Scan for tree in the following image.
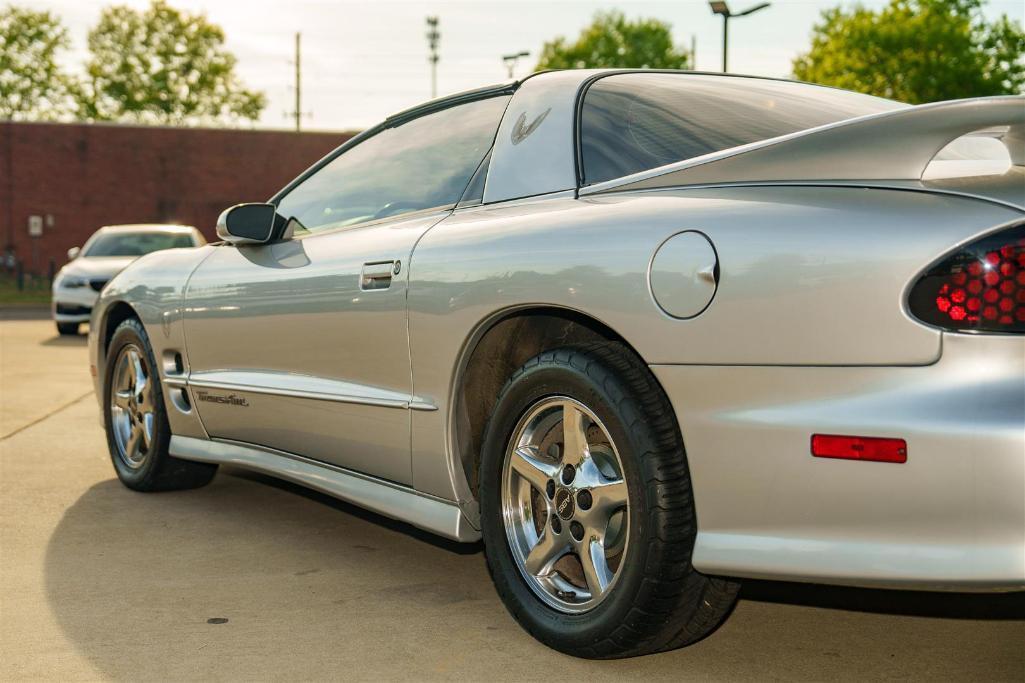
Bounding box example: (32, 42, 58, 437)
(536, 11, 690, 71)
(78, 0, 265, 124)
(0, 6, 77, 120)
(792, 0, 1025, 103)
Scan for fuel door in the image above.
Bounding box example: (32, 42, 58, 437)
(648, 231, 719, 319)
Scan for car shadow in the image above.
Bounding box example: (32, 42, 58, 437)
(225, 466, 481, 555)
(229, 468, 1025, 619)
(741, 579, 1024, 620)
(42, 470, 1024, 680)
(41, 334, 88, 347)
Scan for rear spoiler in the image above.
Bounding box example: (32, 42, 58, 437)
(581, 96, 1025, 195)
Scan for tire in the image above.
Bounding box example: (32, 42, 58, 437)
(56, 322, 79, 336)
(103, 317, 217, 491)
(479, 343, 739, 659)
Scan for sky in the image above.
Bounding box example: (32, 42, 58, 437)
(22, 0, 1025, 131)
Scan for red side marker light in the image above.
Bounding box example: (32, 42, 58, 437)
(811, 434, 907, 463)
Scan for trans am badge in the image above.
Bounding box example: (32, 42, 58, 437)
(195, 390, 249, 407)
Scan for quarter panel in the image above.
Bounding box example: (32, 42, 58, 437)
(407, 186, 1021, 500)
(655, 333, 1025, 589)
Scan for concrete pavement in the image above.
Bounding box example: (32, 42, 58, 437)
(1, 318, 1022, 681)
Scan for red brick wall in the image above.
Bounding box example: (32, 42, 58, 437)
(0, 121, 349, 273)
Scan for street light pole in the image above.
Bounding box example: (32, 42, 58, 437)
(502, 50, 530, 79)
(708, 1, 770, 73)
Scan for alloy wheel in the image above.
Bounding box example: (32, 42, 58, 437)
(110, 344, 156, 470)
(501, 396, 630, 613)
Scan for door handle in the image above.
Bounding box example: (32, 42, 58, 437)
(360, 261, 395, 291)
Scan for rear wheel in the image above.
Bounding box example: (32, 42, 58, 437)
(104, 318, 217, 491)
(480, 344, 739, 658)
(56, 322, 79, 336)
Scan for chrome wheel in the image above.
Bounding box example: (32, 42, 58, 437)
(501, 396, 630, 613)
(110, 344, 155, 470)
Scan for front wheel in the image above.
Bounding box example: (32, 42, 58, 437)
(479, 344, 739, 659)
(103, 317, 217, 491)
(56, 322, 79, 336)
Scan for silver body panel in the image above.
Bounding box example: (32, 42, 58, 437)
(656, 332, 1024, 589)
(169, 435, 478, 542)
(484, 69, 604, 203)
(180, 211, 446, 485)
(89, 70, 1025, 590)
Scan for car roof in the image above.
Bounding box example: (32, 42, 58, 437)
(382, 69, 838, 124)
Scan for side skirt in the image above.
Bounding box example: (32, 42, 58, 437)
(169, 435, 481, 543)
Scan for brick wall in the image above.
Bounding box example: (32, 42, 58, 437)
(0, 121, 349, 272)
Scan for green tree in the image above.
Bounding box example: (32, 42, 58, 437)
(78, 0, 265, 124)
(793, 0, 1025, 103)
(536, 11, 690, 71)
(0, 5, 77, 120)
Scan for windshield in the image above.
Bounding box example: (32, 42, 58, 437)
(84, 231, 196, 257)
(580, 74, 906, 185)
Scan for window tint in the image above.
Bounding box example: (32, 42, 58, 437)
(580, 74, 905, 185)
(84, 232, 196, 256)
(277, 96, 509, 233)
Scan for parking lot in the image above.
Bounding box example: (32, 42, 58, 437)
(1, 313, 1023, 681)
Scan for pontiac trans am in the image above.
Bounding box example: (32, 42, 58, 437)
(88, 70, 1025, 658)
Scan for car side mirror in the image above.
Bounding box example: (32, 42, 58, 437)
(67, 246, 81, 260)
(216, 203, 281, 245)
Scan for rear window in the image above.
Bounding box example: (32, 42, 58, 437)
(579, 73, 905, 185)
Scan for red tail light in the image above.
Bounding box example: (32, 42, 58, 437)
(908, 224, 1025, 333)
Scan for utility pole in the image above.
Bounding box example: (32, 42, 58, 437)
(294, 32, 301, 131)
(426, 16, 440, 99)
(285, 32, 311, 131)
(502, 51, 530, 79)
(691, 35, 697, 70)
(709, 1, 771, 73)
(721, 15, 728, 72)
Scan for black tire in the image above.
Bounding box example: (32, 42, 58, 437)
(479, 343, 739, 659)
(103, 317, 217, 491)
(56, 322, 79, 336)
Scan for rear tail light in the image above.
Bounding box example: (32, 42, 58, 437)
(908, 223, 1025, 333)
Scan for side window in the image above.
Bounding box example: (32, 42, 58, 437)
(277, 95, 510, 233)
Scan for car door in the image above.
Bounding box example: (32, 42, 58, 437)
(182, 94, 511, 485)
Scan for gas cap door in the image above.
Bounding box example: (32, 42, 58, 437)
(648, 231, 719, 319)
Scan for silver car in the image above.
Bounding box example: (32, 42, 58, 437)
(88, 70, 1025, 658)
(53, 224, 205, 335)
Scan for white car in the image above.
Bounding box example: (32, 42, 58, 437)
(52, 224, 205, 335)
